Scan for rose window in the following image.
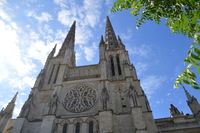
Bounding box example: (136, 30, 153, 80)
(63, 85, 97, 113)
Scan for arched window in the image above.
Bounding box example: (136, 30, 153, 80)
(116, 55, 121, 75)
(62, 123, 67, 133)
(89, 121, 93, 133)
(75, 122, 80, 133)
(110, 57, 115, 76)
(48, 65, 55, 84)
(53, 64, 60, 83)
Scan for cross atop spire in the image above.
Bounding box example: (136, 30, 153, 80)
(105, 16, 118, 49)
(57, 21, 76, 57)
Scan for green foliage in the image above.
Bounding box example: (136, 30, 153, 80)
(111, 0, 200, 89)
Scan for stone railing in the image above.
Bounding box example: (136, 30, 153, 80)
(157, 121, 199, 131)
(64, 64, 100, 81)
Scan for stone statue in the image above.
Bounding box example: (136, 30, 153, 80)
(128, 84, 138, 107)
(49, 94, 59, 114)
(101, 86, 109, 110)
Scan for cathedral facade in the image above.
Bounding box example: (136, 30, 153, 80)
(0, 17, 200, 133)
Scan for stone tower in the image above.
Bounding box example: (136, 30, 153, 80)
(11, 17, 158, 133)
(0, 92, 17, 133)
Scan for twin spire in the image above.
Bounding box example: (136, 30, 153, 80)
(48, 16, 124, 59)
(101, 16, 125, 49)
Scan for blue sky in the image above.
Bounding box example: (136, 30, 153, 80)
(0, 0, 199, 119)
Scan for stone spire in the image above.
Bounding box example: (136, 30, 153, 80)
(0, 92, 18, 132)
(4, 92, 18, 114)
(57, 21, 76, 57)
(100, 35, 105, 45)
(48, 44, 57, 59)
(183, 85, 192, 102)
(105, 16, 118, 49)
(182, 85, 200, 115)
(118, 35, 125, 49)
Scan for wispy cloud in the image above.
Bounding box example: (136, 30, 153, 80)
(0, 0, 12, 21)
(129, 44, 152, 58)
(26, 11, 53, 23)
(135, 62, 149, 76)
(120, 28, 133, 41)
(141, 75, 167, 98)
(81, 42, 98, 62)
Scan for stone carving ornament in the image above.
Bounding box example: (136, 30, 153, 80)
(63, 85, 97, 113)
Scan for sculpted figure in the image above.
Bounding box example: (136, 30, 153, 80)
(128, 84, 138, 107)
(49, 94, 59, 114)
(101, 86, 109, 110)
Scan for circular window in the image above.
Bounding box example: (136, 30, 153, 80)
(63, 85, 97, 113)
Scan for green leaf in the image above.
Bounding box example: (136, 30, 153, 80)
(183, 79, 190, 84)
(194, 48, 200, 55)
(198, 66, 200, 73)
(192, 86, 200, 90)
(191, 53, 200, 60)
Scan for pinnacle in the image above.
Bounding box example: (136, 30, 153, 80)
(57, 21, 76, 57)
(182, 85, 192, 101)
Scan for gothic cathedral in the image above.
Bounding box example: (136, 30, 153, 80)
(1, 17, 200, 133)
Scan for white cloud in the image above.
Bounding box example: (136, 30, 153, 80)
(56, 0, 103, 45)
(141, 75, 166, 97)
(82, 46, 95, 62)
(120, 28, 133, 41)
(0, 20, 35, 77)
(129, 44, 152, 58)
(35, 12, 53, 23)
(135, 62, 149, 76)
(57, 9, 77, 27)
(8, 76, 35, 90)
(26, 10, 53, 23)
(83, 0, 102, 27)
(54, 0, 68, 8)
(0, 0, 12, 21)
(81, 42, 97, 62)
(27, 40, 53, 65)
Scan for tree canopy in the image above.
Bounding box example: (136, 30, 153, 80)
(111, 0, 200, 89)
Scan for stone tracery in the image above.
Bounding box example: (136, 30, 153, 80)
(63, 85, 97, 113)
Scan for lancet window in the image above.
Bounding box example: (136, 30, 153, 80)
(110, 57, 115, 76)
(48, 65, 55, 84)
(54, 64, 60, 83)
(62, 123, 67, 133)
(89, 121, 93, 133)
(116, 55, 121, 75)
(75, 122, 80, 133)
